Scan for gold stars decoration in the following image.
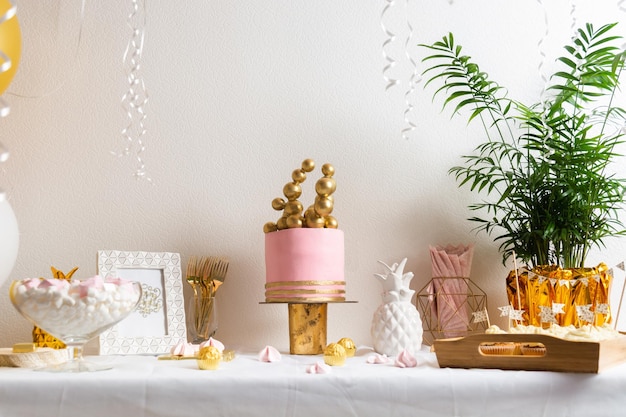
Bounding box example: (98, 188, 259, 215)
(263, 159, 338, 233)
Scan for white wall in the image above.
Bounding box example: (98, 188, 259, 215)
(1, 0, 625, 352)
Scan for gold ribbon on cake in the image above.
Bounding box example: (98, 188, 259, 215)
(264, 280, 346, 302)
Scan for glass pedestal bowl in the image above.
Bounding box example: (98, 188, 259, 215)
(9, 276, 142, 372)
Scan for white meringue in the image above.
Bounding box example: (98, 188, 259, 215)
(394, 349, 417, 368)
(306, 361, 332, 374)
(366, 353, 390, 364)
(258, 345, 281, 362)
(199, 337, 225, 352)
(170, 341, 196, 357)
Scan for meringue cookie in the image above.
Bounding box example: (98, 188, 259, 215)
(258, 345, 281, 362)
(366, 353, 390, 364)
(170, 341, 196, 357)
(307, 361, 332, 374)
(394, 349, 417, 368)
(199, 337, 225, 352)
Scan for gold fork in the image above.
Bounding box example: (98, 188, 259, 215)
(186, 255, 199, 297)
(210, 257, 229, 297)
(199, 256, 218, 298)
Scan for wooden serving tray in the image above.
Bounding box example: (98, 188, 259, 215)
(433, 333, 626, 373)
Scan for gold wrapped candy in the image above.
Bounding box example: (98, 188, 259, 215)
(264, 159, 338, 233)
(197, 346, 222, 370)
(323, 342, 346, 366)
(337, 337, 356, 357)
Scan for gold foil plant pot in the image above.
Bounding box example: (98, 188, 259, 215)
(506, 264, 612, 328)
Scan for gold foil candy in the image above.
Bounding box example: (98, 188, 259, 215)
(197, 346, 222, 370)
(323, 342, 346, 366)
(222, 349, 236, 362)
(337, 337, 356, 357)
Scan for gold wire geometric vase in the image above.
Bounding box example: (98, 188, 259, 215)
(416, 277, 488, 345)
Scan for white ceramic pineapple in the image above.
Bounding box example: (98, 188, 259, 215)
(371, 258, 423, 356)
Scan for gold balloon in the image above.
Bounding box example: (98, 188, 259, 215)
(272, 197, 286, 211)
(321, 163, 335, 177)
(325, 216, 338, 229)
(284, 200, 303, 216)
(314, 196, 333, 216)
(263, 222, 278, 233)
(0, 0, 21, 96)
(315, 177, 336, 197)
(276, 216, 288, 230)
(301, 159, 315, 172)
(292, 169, 306, 183)
(286, 215, 303, 229)
(265, 158, 339, 232)
(306, 214, 325, 228)
(283, 182, 302, 200)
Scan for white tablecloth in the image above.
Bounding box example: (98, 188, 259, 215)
(1, 347, 625, 417)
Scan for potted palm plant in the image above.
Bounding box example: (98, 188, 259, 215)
(420, 22, 626, 327)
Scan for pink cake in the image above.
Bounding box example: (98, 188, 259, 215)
(265, 228, 345, 302)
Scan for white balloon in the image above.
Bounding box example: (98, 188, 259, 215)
(0, 198, 19, 288)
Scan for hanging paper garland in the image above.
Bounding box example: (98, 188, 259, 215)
(117, 0, 151, 182)
(380, 0, 422, 139)
(400, 0, 421, 140)
(569, 0, 577, 37)
(380, 0, 399, 91)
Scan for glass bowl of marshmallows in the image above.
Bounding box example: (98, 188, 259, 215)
(10, 275, 142, 372)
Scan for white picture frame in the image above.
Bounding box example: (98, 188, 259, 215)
(97, 250, 187, 355)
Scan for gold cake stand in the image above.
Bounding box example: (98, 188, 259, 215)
(260, 301, 357, 355)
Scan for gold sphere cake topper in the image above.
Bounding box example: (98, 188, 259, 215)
(264, 159, 338, 232)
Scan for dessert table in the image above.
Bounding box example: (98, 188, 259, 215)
(1, 347, 625, 417)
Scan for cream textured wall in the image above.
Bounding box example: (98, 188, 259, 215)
(1, 0, 625, 352)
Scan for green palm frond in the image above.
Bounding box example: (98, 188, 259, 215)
(421, 22, 626, 269)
